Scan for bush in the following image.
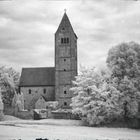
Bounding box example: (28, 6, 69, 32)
(0, 111, 4, 121)
(16, 110, 33, 119)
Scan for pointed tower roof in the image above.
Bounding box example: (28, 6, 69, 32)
(55, 12, 77, 38)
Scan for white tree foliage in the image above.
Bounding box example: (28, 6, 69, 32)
(12, 92, 24, 111)
(71, 67, 121, 126)
(0, 87, 4, 120)
(0, 66, 20, 105)
(71, 42, 140, 126)
(107, 42, 140, 118)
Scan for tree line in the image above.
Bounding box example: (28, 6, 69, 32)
(71, 41, 140, 126)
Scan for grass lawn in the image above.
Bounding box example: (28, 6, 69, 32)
(0, 115, 140, 140)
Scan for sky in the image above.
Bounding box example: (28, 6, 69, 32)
(0, 0, 140, 72)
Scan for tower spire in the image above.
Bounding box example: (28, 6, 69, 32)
(64, 9, 67, 13)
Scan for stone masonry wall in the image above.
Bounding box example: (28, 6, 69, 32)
(55, 14, 77, 108)
(20, 86, 55, 110)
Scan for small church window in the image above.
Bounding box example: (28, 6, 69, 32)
(43, 88, 46, 94)
(64, 59, 66, 61)
(67, 38, 69, 43)
(64, 38, 67, 43)
(64, 102, 67, 106)
(64, 69, 66, 71)
(64, 90, 67, 94)
(61, 38, 64, 44)
(29, 89, 31, 94)
(62, 27, 65, 30)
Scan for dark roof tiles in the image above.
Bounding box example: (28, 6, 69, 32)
(55, 12, 77, 38)
(19, 67, 55, 86)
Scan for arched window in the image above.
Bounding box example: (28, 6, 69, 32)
(64, 90, 67, 94)
(61, 38, 64, 44)
(28, 89, 31, 94)
(61, 37, 69, 44)
(66, 38, 69, 43)
(64, 38, 67, 43)
(64, 102, 67, 106)
(43, 88, 46, 94)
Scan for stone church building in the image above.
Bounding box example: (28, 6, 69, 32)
(19, 12, 78, 110)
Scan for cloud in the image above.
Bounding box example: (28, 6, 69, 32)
(0, 0, 140, 72)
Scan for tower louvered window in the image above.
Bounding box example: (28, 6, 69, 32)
(61, 37, 69, 44)
(66, 38, 69, 43)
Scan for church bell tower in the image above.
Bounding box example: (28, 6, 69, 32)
(55, 11, 78, 108)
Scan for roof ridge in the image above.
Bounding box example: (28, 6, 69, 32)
(22, 67, 55, 69)
(40, 95, 47, 101)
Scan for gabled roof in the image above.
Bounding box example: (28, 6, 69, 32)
(19, 67, 55, 86)
(29, 94, 47, 109)
(37, 95, 47, 102)
(55, 12, 77, 39)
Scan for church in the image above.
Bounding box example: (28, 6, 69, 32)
(19, 12, 78, 110)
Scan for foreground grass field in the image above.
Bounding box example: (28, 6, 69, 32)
(0, 116, 140, 140)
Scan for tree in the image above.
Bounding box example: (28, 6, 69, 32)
(71, 42, 140, 126)
(71, 66, 121, 126)
(12, 91, 24, 111)
(0, 87, 4, 120)
(106, 41, 140, 118)
(0, 66, 20, 106)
